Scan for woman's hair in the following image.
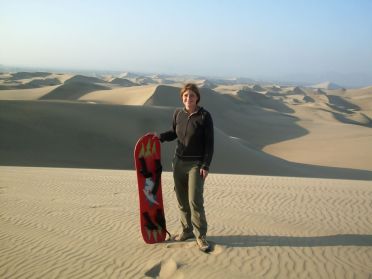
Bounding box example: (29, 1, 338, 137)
(180, 83, 200, 104)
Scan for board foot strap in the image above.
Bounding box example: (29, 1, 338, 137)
(142, 210, 171, 239)
(142, 211, 158, 230)
(155, 209, 171, 239)
(139, 157, 152, 178)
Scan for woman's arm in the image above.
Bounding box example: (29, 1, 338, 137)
(159, 109, 180, 142)
(201, 111, 214, 171)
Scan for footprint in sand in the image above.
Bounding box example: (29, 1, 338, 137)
(165, 242, 195, 250)
(144, 258, 183, 279)
(166, 241, 225, 255)
(209, 243, 225, 255)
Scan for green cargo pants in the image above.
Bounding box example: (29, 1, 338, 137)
(172, 157, 207, 238)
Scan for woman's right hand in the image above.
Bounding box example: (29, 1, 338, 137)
(152, 132, 159, 141)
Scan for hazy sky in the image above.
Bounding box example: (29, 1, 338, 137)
(1, 0, 372, 85)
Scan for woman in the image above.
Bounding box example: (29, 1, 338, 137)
(158, 83, 214, 251)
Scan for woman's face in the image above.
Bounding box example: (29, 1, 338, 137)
(182, 90, 198, 112)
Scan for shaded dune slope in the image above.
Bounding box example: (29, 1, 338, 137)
(0, 78, 61, 90)
(9, 72, 51, 80)
(1, 100, 371, 180)
(40, 75, 112, 100)
(236, 89, 294, 113)
(109, 77, 138, 87)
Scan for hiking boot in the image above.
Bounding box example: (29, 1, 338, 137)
(174, 231, 195, 241)
(196, 236, 210, 252)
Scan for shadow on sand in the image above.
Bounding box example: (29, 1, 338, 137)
(208, 234, 372, 248)
(0, 100, 371, 180)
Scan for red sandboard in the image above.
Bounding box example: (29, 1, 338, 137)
(134, 133, 168, 244)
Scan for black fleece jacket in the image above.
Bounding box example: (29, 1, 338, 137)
(159, 107, 214, 171)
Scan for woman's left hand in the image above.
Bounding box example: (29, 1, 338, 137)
(200, 168, 209, 180)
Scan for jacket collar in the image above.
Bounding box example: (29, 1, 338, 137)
(183, 106, 203, 116)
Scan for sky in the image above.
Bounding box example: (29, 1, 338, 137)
(1, 0, 372, 86)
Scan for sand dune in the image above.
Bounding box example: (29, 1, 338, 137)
(326, 94, 360, 111)
(0, 85, 61, 100)
(252, 84, 266, 92)
(0, 166, 371, 278)
(143, 85, 181, 107)
(0, 78, 61, 90)
(311, 81, 344, 90)
(1, 99, 371, 180)
(40, 75, 112, 100)
(236, 89, 294, 113)
(342, 86, 372, 116)
(289, 86, 306, 95)
(198, 79, 218, 89)
(109, 77, 138, 87)
(135, 77, 157, 85)
(0, 72, 371, 179)
(9, 71, 51, 80)
(80, 85, 158, 105)
(23, 78, 61, 88)
(264, 106, 372, 170)
(0, 72, 66, 90)
(332, 110, 372, 127)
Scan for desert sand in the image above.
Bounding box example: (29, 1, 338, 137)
(1, 166, 372, 278)
(0, 72, 372, 278)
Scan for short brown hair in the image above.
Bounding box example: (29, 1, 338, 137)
(180, 83, 200, 104)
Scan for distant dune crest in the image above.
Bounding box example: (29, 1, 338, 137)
(109, 77, 138, 87)
(311, 81, 344, 90)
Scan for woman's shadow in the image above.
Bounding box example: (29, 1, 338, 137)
(208, 234, 372, 248)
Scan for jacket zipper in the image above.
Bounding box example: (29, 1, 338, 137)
(183, 109, 199, 142)
(184, 115, 191, 139)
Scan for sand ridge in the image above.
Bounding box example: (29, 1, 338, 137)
(80, 84, 158, 105)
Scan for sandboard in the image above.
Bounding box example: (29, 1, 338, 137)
(134, 133, 169, 244)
